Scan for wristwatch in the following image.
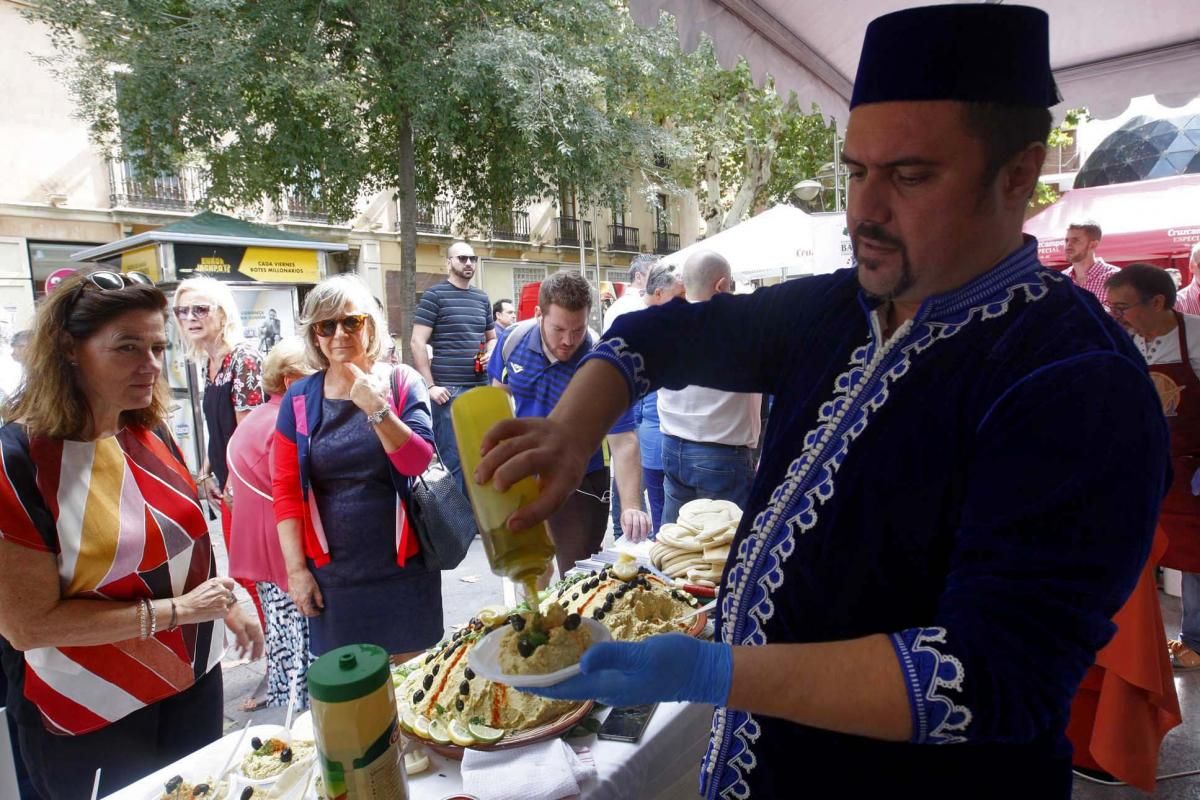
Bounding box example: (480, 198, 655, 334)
(366, 406, 389, 426)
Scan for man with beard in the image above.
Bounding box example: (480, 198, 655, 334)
(412, 241, 496, 491)
(1063, 221, 1118, 307)
(488, 271, 649, 578)
(471, 5, 1168, 798)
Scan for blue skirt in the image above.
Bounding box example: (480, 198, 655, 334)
(308, 566, 443, 656)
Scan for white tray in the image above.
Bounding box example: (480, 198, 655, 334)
(467, 618, 610, 688)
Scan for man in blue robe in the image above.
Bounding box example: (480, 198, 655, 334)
(475, 5, 1169, 798)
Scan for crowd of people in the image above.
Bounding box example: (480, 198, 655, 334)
(0, 5, 1196, 799)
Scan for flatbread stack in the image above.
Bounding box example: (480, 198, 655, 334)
(649, 498, 742, 587)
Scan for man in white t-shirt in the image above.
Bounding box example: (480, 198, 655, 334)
(1106, 264, 1200, 670)
(657, 250, 760, 524)
(602, 254, 657, 333)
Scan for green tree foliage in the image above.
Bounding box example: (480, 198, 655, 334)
(646, 38, 837, 234)
(1033, 107, 1089, 208)
(26, 0, 687, 343)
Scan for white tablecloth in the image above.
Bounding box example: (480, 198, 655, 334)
(106, 703, 714, 800)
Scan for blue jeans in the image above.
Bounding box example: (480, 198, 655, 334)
(431, 385, 471, 494)
(644, 467, 665, 534)
(661, 434, 756, 526)
(1181, 572, 1200, 653)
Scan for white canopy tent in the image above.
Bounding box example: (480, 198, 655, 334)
(661, 204, 821, 283)
(629, 1, 1200, 125)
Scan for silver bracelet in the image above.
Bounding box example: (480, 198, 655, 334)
(366, 406, 389, 426)
(148, 599, 158, 638)
(136, 599, 148, 639)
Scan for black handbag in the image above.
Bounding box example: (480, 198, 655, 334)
(390, 368, 476, 570)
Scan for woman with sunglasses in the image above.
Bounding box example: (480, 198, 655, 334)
(0, 271, 263, 798)
(273, 275, 441, 659)
(172, 276, 268, 699)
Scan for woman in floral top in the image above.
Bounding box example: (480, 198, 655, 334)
(173, 278, 267, 689)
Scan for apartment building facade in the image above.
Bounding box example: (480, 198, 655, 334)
(0, 0, 701, 335)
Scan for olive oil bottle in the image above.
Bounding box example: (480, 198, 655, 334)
(451, 386, 556, 603)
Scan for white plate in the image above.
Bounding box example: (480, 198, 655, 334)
(467, 618, 611, 688)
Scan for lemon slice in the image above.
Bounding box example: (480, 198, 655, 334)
(404, 749, 430, 775)
(427, 718, 451, 745)
(447, 719, 476, 747)
(399, 707, 418, 734)
(468, 722, 505, 744)
(477, 605, 509, 626)
(412, 715, 431, 740)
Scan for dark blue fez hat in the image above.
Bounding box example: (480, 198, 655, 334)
(850, 5, 1060, 109)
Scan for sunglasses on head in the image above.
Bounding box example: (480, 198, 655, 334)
(313, 314, 369, 338)
(82, 270, 154, 290)
(173, 304, 213, 320)
(454, 255, 478, 264)
(66, 270, 154, 315)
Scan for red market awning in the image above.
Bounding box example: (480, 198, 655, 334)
(1024, 174, 1200, 267)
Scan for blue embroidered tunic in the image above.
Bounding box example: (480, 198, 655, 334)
(587, 240, 1169, 798)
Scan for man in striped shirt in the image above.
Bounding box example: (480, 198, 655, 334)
(1063, 220, 1119, 307)
(411, 241, 496, 491)
(489, 271, 650, 578)
(1173, 243, 1200, 315)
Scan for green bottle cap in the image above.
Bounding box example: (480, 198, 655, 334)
(307, 643, 390, 703)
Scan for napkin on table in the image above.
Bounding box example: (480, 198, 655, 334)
(461, 738, 596, 800)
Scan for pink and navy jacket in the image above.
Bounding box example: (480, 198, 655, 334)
(271, 365, 434, 568)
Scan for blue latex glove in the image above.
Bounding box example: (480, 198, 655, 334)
(522, 633, 733, 707)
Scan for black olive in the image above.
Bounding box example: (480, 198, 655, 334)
(509, 614, 526, 632)
(192, 784, 210, 797)
(638, 566, 649, 574)
(165, 776, 183, 793)
(459, 680, 470, 695)
(517, 637, 535, 658)
(563, 613, 581, 631)
(572, 592, 580, 601)
(280, 747, 293, 763)
(241, 788, 255, 800)
(250, 736, 263, 750)
(413, 689, 425, 703)
(425, 652, 435, 664)
(422, 674, 434, 690)
(431, 664, 440, 676)
(603, 599, 614, 613)
(456, 698, 465, 712)
(464, 667, 475, 680)
(593, 609, 605, 620)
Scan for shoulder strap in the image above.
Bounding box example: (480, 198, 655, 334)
(390, 365, 410, 416)
(501, 319, 539, 363)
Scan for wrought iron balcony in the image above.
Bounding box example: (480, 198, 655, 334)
(280, 192, 335, 224)
(556, 216, 593, 247)
(608, 224, 640, 253)
(108, 159, 208, 212)
(653, 231, 680, 255)
(490, 211, 531, 243)
(413, 202, 454, 235)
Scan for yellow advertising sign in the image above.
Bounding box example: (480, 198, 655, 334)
(240, 247, 320, 283)
(120, 244, 160, 282)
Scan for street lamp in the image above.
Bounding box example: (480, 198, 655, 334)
(792, 179, 825, 211)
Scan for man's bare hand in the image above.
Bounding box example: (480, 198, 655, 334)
(476, 417, 590, 531)
(621, 508, 653, 543)
(429, 386, 451, 405)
